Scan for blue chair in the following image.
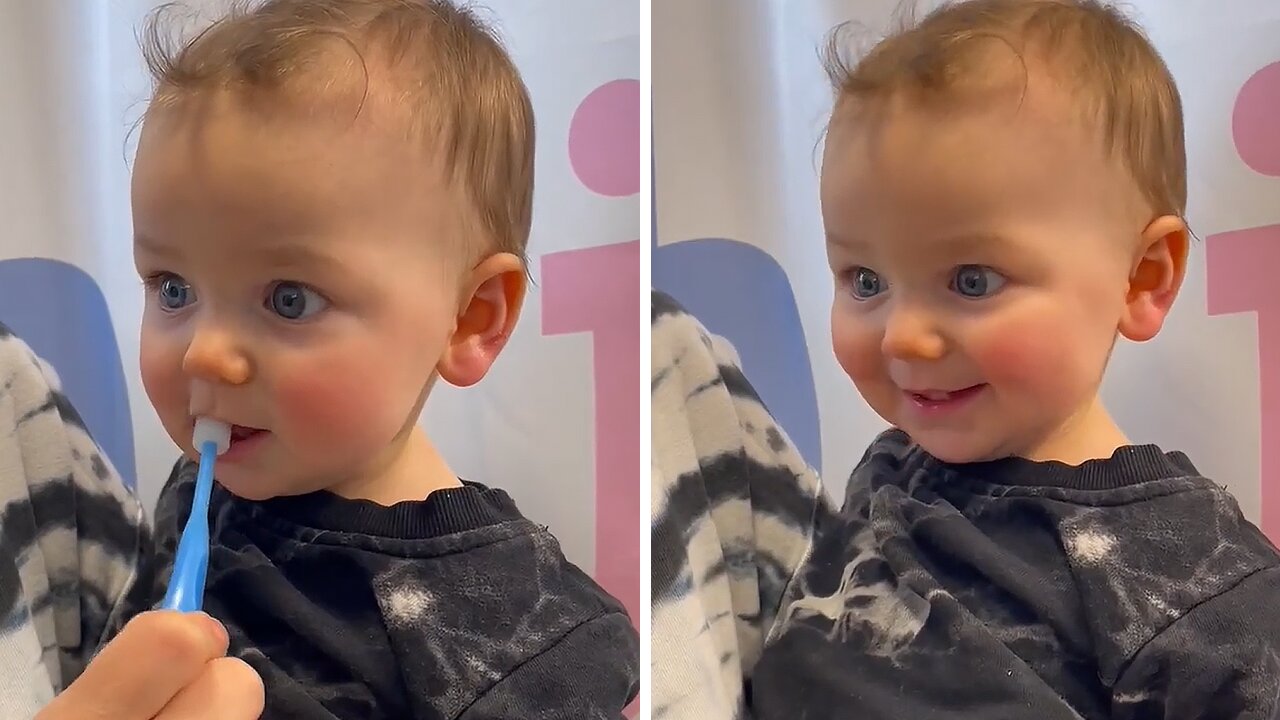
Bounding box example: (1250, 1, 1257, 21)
(0, 258, 137, 488)
(652, 164, 823, 469)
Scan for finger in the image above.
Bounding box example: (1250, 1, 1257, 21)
(42, 611, 229, 720)
(154, 656, 265, 720)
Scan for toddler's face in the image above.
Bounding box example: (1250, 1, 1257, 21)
(132, 95, 466, 500)
(821, 77, 1150, 464)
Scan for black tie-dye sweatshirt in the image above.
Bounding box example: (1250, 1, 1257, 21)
(117, 460, 639, 720)
(650, 291, 1280, 720)
(755, 429, 1280, 719)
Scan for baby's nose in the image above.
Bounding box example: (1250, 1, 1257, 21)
(182, 327, 252, 385)
(881, 307, 946, 361)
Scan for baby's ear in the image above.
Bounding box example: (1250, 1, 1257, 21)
(1119, 215, 1189, 342)
(437, 253, 526, 387)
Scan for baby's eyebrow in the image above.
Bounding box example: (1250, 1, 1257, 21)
(254, 243, 345, 273)
(824, 231, 1021, 254)
(824, 232, 867, 250)
(134, 233, 177, 258)
(940, 232, 1021, 254)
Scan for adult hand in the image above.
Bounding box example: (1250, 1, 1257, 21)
(36, 610, 264, 720)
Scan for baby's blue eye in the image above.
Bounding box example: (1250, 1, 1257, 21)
(268, 282, 328, 320)
(849, 267, 885, 300)
(951, 265, 1006, 298)
(157, 275, 195, 310)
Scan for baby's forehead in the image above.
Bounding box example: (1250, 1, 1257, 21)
(136, 98, 475, 243)
(834, 53, 1096, 137)
(141, 87, 451, 189)
(823, 68, 1135, 208)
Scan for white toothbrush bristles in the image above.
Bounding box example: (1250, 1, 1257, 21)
(193, 417, 231, 456)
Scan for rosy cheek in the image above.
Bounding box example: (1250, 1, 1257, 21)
(831, 304, 883, 386)
(139, 323, 201, 454)
(969, 319, 1082, 402)
(139, 331, 181, 412)
(272, 353, 408, 452)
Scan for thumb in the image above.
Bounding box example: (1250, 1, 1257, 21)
(38, 611, 229, 720)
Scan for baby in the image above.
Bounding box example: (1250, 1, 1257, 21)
(115, 1, 638, 717)
(653, 1, 1280, 718)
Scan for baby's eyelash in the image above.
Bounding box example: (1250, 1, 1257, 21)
(140, 271, 178, 293)
(141, 271, 171, 288)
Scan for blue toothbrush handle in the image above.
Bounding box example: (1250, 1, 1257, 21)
(161, 440, 217, 612)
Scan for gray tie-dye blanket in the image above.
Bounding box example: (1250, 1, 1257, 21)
(0, 323, 153, 718)
(650, 291, 831, 719)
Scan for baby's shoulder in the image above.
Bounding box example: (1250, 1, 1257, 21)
(1063, 475, 1280, 668)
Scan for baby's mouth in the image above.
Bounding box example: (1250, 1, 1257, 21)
(905, 384, 987, 403)
(229, 424, 266, 443)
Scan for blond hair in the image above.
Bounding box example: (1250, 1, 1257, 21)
(824, 0, 1186, 218)
(140, 0, 535, 264)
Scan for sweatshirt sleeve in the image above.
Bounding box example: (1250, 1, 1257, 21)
(650, 291, 832, 720)
(1112, 564, 1280, 719)
(0, 324, 155, 714)
(458, 613, 640, 720)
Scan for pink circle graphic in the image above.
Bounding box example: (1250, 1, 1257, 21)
(1233, 61, 1280, 177)
(568, 78, 640, 197)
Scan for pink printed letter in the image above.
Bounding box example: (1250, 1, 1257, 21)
(542, 240, 641, 625)
(1206, 228, 1280, 541)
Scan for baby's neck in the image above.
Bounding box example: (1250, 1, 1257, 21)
(326, 429, 461, 506)
(1021, 396, 1132, 466)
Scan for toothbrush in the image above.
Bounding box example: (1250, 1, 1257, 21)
(161, 417, 230, 612)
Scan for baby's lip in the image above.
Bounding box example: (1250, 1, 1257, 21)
(229, 424, 266, 440)
(902, 384, 986, 399)
(189, 417, 265, 439)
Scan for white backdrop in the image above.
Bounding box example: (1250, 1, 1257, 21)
(0, 0, 639, 624)
(654, 0, 1280, 542)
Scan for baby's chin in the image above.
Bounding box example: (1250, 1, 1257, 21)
(907, 427, 1098, 466)
(210, 471, 282, 501)
(207, 464, 329, 502)
(918, 442, 1010, 465)
(895, 424, 1015, 465)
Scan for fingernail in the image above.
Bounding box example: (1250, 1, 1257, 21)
(197, 611, 228, 647)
